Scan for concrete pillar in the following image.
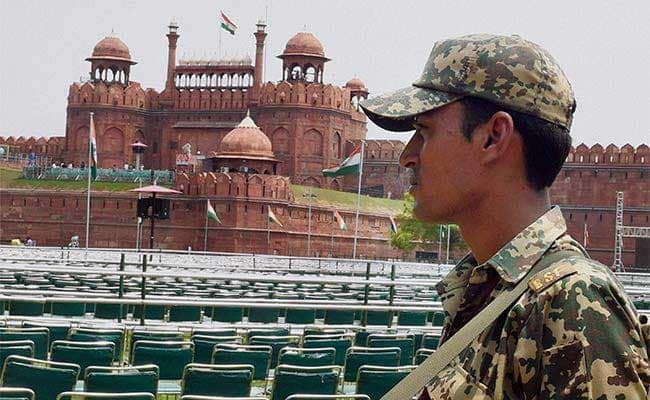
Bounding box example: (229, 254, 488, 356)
(250, 19, 267, 104)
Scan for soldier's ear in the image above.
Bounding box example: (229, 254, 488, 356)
(477, 111, 516, 165)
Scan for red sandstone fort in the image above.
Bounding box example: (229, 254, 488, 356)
(0, 21, 648, 267)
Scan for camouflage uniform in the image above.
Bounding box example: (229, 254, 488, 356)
(420, 207, 650, 399)
(360, 34, 650, 398)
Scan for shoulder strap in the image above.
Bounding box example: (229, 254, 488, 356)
(381, 250, 581, 400)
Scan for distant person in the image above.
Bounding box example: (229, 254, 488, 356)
(80, 161, 85, 169)
(26, 237, 33, 247)
(112, 164, 117, 172)
(361, 34, 649, 398)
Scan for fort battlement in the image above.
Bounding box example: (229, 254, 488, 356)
(567, 143, 649, 165)
(175, 171, 294, 202)
(67, 81, 158, 110)
(0, 135, 64, 158)
(258, 81, 356, 114)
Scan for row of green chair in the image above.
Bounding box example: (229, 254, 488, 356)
(1, 300, 446, 327)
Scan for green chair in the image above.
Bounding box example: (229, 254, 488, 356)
(84, 365, 159, 399)
(249, 335, 299, 368)
(69, 328, 124, 363)
(364, 310, 391, 326)
(1, 355, 80, 400)
(56, 392, 155, 400)
(285, 308, 316, 324)
(421, 333, 440, 350)
(397, 311, 427, 326)
(51, 301, 86, 317)
(431, 311, 446, 327)
(0, 340, 34, 372)
(22, 322, 70, 345)
(278, 347, 336, 367)
(132, 340, 194, 380)
(132, 330, 184, 346)
(248, 307, 279, 323)
(0, 328, 49, 360)
(192, 328, 238, 337)
(8, 299, 45, 317)
(169, 305, 202, 322)
(271, 365, 341, 400)
(343, 347, 400, 382)
(414, 348, 435, 365)
(356, 366, 416, 400)
(181, 363, 254, 397)
(212, 344, 271, 381)
(323, 309, 355, 325)
(94, 303, 128, 319)
(285, 396, 370, 400)
(50, 340, 114, 372)
(367, 334, 415, 365)
(181, 396, 266, 400)
(211, 306, 244, 323)
(247, 328, 289, 342)
(191, 335, 242, 364)
(132, 304, 166, 320)
(0, 387, 35, 400)
(302, 329, 346, 338)
(303, 335, 353, 366)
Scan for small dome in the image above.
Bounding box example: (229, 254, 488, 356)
(345, 77, 367, 90)
(282, 32, 325, 57)
(87, 36, 136, 64)
(218, 112, 275, 159)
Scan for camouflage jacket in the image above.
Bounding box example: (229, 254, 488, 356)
(419, 206, 650, 400)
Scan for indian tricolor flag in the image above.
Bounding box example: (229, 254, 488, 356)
(268, 206, 283, 227)
(89, 113, 98, 180)
(333, 210, 348, 231)
(389, 216, 398, 234)
(220, 11, 237, 35)
(322, 146, 362, 177)
(207, 200, 222, 224)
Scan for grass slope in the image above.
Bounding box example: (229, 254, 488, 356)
(292, 184, 403, 215)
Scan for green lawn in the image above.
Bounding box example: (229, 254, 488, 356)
(0, 167, 140, 192)
(292, 184, 403, 214)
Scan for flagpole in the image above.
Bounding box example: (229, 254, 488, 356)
(438, 225, 443, 262)
(330, 211, 335, 257)
(267, 207, 271, 254)
(583, 222, 587, 247)
(85, 112, 94, 258)
(204, 199, 209, 251)
(445, 224, 451, 263)
(352, 141, 365, 259)
(218, 17, 222, 60)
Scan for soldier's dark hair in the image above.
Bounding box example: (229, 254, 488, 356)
(460, 97, 572, 191)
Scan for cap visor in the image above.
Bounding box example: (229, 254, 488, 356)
(360, 85, 463, 132)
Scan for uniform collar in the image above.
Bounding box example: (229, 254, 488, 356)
(437, 206, 567, 296)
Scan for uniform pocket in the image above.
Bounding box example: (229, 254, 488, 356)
(422, 361, 492, 400)
(541, 340, 589, 399)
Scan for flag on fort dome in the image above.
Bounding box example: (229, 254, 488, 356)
(268, 206, 283, 227)
(207, 200, 222, 224)
(333, 210, 348, 231)
(89, 114, 98, 180)
(220, 11, 237, 35)
(322, 146, 362, 177)
(389, 216, 398, 234)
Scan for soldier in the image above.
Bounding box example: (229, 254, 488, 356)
(361, 34, 649, 399)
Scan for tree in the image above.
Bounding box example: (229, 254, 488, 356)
(390, 194, 467, 255)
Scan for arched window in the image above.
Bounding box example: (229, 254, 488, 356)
(333, 132, 342, 159)
(303, 129, 323, 156)
(291, 65, 302, 80)
(107, 69, 114, 81)
(305, 65, 316, 82)
(190, 74, 197, 87)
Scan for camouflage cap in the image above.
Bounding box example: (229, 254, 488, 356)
(360, 34, 576, 132)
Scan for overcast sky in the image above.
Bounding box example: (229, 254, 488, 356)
(1, 0, 648, 146)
